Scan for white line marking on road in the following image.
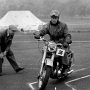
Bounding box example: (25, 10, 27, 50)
(12, 41, 90, 43)
(65, 66, 90, 90)
(65, 75, 90, 90)
(27, 66, 90, 90)
(3, 63, 39, 66)
(67, 23, 90, 25)
(28, 81, 38, 90)
(66, 74, 90, 84)
(73, 66, 90, 72)
(73, 41, 90, 43)
(13, 41, 38, 43)
(65, 83, 76, 90)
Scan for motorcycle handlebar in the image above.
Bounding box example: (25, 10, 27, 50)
(38, 37, 46, 41)
(38, 37, 63, 46)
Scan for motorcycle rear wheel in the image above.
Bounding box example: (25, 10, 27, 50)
(38, 66, 51, 90)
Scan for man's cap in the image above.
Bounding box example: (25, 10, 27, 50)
(50, 10, 60, 17)
(9, 25, 17, 31)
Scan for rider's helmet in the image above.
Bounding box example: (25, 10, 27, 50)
(9, 25, 17, 31)
(50, 10, 60, 18)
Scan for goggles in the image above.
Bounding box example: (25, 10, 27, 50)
(51, 15, 58, 19)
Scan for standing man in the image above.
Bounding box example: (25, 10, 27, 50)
(34, 10, 72, 75)
(0, 25, 24, 76)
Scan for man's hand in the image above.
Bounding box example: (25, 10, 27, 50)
(0, 53, 4, 58)
(34, 35, 40, 39)
(33, 33, 40, 39)
(3, 51, 7, 56)
(63, 42, 68, 48)
(33, 31, 40, 39)
(65, 37, 72, 44)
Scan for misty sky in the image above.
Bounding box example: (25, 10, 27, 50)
(0, 0, 90, 4)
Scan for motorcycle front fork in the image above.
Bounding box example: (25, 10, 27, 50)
(39, 52, 55, 76)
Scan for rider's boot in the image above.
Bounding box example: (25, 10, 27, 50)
(62, 65, 70, 75)
(62, 64, 73, 75)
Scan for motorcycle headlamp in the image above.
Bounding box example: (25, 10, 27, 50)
(48, 42, 56, 52)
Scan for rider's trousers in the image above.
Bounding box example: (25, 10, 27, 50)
(62, 48, 70, 65)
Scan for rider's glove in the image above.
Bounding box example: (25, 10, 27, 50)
(33, 31, 40, 39)
(63, 42, 68, 48)
(65, 36, 72, 44)
(34, 35, 40, 39)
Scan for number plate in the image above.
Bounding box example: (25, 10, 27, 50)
(56, 49, 65, 56)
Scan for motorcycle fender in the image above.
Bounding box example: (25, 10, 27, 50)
(46, 58, 53, 67)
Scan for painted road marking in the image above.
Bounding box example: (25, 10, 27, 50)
(73, 66, 90, 72)
(28, 81, 38, 90)
(28, 66, 90, 90)
(13, 41, 90, 43)
(65, 75, 90, 90)
(65, 66, 90, 90)
(66, 74, 90, 84)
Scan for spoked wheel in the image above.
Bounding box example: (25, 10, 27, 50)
(38, 66, 51, 90)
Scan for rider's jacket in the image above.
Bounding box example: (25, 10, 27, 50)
(35, 21, 72, 44)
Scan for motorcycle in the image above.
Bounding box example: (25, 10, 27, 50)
(37, 37, 74, 90)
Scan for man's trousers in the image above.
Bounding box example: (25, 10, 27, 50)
(0, 49, 20, 73)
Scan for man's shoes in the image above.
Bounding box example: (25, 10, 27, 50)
(16, 67, 24, 73)
(0, 73, 3, 76)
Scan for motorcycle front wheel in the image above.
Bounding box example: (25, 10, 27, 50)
(38, 66, 51, 90)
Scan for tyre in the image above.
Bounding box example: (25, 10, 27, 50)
(38, 66, 51, 90)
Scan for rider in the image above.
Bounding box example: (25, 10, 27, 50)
(33, 10, 72, 75)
